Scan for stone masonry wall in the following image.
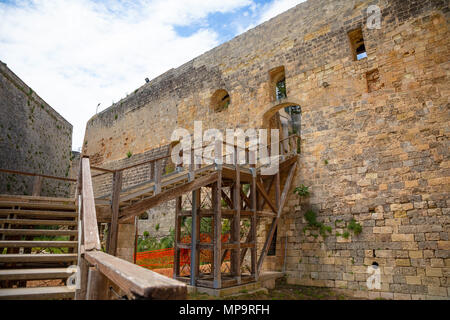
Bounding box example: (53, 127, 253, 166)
(83, 0, 449, 298)
(0, 61, 73, 197)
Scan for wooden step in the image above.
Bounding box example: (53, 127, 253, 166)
(0, 253, 77, 263)
(0, 194, 76, 203)
(0, 286, 75, 300)
(0, 228, 78, 236)
(0, 268, 76, 281)
(0, 240, 78, 248)
(0, 201, 76, 211)
(0, 219, 77, 226)
(0, 209, 78, 218)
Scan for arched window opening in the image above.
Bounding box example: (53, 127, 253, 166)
(269, 66, 287, 101)
(263, 103, 302, 156)
(211, 89, 230, 113)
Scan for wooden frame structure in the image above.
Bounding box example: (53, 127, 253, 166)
(171, 155, 298, 289)
(87, 135, 299, 290)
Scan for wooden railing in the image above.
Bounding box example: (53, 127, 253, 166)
(76, 156, 187, 300)
(90, 134, 301, 195)
(0, 168, 76, 196)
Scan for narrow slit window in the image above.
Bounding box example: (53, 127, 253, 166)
(267, 227, 277, 256)
(348, 28, 367, 61)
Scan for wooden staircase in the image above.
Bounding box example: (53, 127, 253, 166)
(0, 195, 78, 300)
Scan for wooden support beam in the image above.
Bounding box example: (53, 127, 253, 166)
(275, 172, 280, 210)
(108, 171, 123, 256)
(210, 186, 215, 276)
(257, 162, 297, 275)
(32, 176, 43, 196)
(190, 189, 200, 286)
(213, 166, 222, 289)
(251, 168, 258, 279)
(86, 267, 109, 300)
(173, 197, 182, 279)
(256, 180, 277, 214)
(221, 190, 233, 209)
(119, 172, 218, 223)
(75, 258, 89, 300)
(240, 188, 252, 209)
(258, 176, 274, 211)
(231, 156, 241, 283)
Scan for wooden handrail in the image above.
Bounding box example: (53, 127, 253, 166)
(85, 250, 186, 299)
(81, 158, 101, 251)
(77, 156, 186, 300)
(0, 168, 77, 182)
(89, 135, 301, 174)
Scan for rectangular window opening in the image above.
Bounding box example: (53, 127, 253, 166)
(348, 28, 367, 61)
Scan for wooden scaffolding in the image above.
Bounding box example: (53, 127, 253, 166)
(91, 135, 300, 290)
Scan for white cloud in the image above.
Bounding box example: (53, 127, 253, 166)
(259, 0, 305, 23)
(0, 0, 304, 151)
(235, 0, 304, 35)
(0, 0, 252, 150)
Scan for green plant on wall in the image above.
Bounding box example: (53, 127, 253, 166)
(126, 151, 132, 158)
(294, 184, 309, 197)
(303, 210, 332, 239)
(347, 219, 362, 236)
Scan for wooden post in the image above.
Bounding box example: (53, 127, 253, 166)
(75, 258, 89, 300)
(213, 165, 222, 289)
(275, 171, 280, 210)
(154, 160, 162, 194)
(108, 171, 123, 256)
(86, 267, 109, 300)
(32, 175, 43, 196)
(210, 186, 215, 277)
(173, 197, 182, 278)
(231, 146, 241, 283)
(190, 189, 200, 286)
(250, 166, 258, 280)
(189, 148, 195, 182)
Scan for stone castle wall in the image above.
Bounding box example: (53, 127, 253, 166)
(0, 61, 73, 197)
(83, 0, 449, 299)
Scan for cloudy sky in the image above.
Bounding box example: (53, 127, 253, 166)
(0, 0, 305, 151)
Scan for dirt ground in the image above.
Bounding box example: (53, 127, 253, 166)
(189, 277, 366, 300)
